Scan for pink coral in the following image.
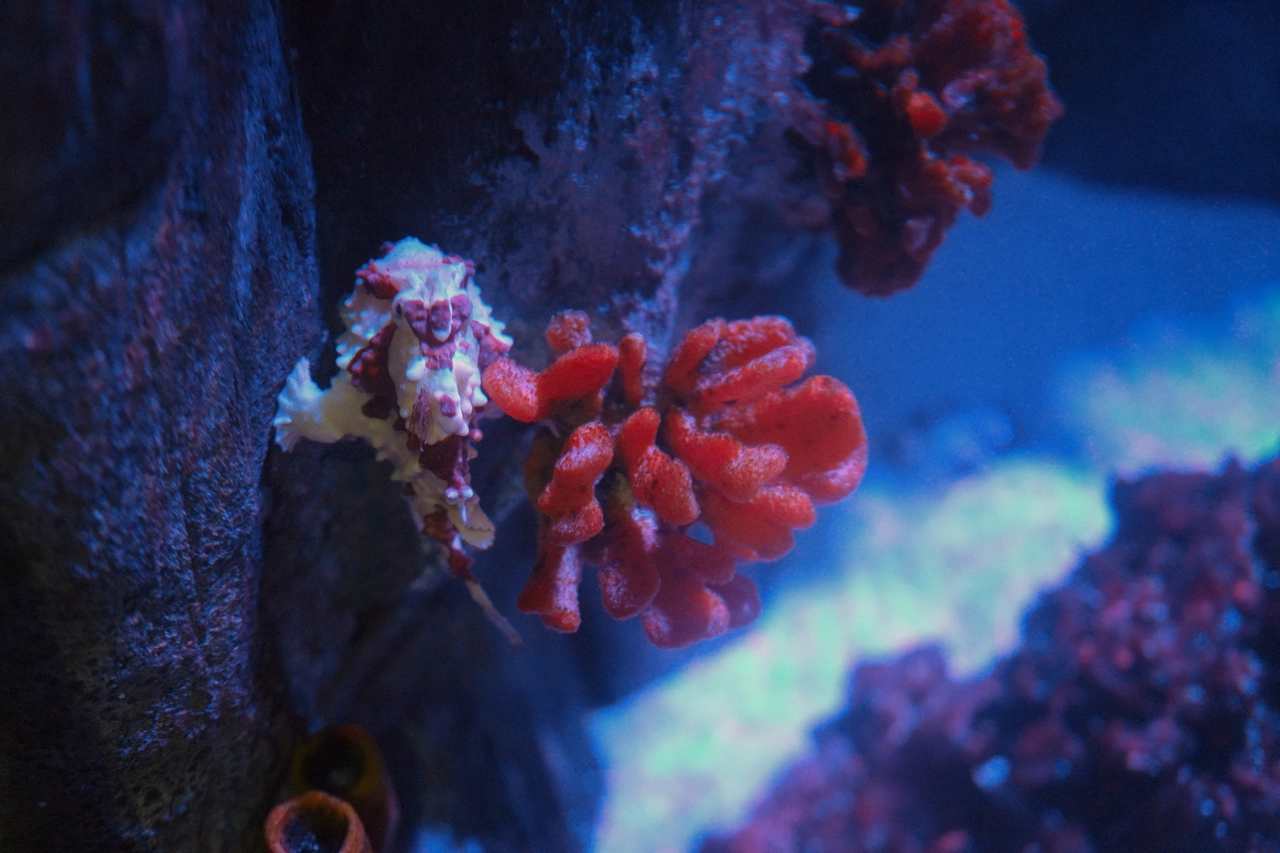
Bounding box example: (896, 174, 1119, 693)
(482, 311, 868, 648)
(705, 460, 1280, 852)
(793, 0, 1063, 296)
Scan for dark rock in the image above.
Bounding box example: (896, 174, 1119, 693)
(0, 4, 176, 269)
(1025, 0, 1280, 202)
(280, 0, 816, 360)
(0, 0, 317, 849)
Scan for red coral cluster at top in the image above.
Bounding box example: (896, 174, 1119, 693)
(482, 312, 868, 648)
(793, 0, 1063, 296)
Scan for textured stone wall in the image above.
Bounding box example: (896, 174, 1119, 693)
(0, 1, 317, 849)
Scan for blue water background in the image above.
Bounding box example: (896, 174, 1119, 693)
(589, 163, 1280, 853)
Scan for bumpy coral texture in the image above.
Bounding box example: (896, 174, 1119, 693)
(274, 238, 516, 632)
(705, 459, 1280, 853)
(482, 312, 868, 649)
(793, 0, 1063, 296)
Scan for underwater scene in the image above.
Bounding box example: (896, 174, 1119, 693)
(2, 1, 1279, 852)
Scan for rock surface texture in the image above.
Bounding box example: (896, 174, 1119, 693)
(0, 1, 317, 850)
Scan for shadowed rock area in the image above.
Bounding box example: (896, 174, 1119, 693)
(0, 1, 316, 850)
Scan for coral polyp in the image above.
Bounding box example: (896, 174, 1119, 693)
(483, 311, 868, 648)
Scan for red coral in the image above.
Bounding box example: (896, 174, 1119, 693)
(794, 0, 1063, 296)
(535, 422, 613, 546)
(483, 311, 867, 648)
(483, 314, 618, 422)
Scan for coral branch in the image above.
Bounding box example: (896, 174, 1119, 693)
(483, 312, 868, 648)
(618, 333, 648, 406)
(483, 313, 620, 423)
(481, 357, 541, 423)
(516, 543, 585, 633)
(665, 410, 788, 503)
(717, 375, 869, 502)
(593, 499, 662, 620)
(536, 343, 620, 413)
(616, 409, 700, 526)
(641, 534, 736, 650)
(537, 422, 613, 545)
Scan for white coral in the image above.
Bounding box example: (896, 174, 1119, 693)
(273, 237, 511, 549)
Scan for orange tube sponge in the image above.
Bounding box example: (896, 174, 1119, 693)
(265, 790, 372, 853)
(290, 725, 399, 853)
(482, 312, 867, 648)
